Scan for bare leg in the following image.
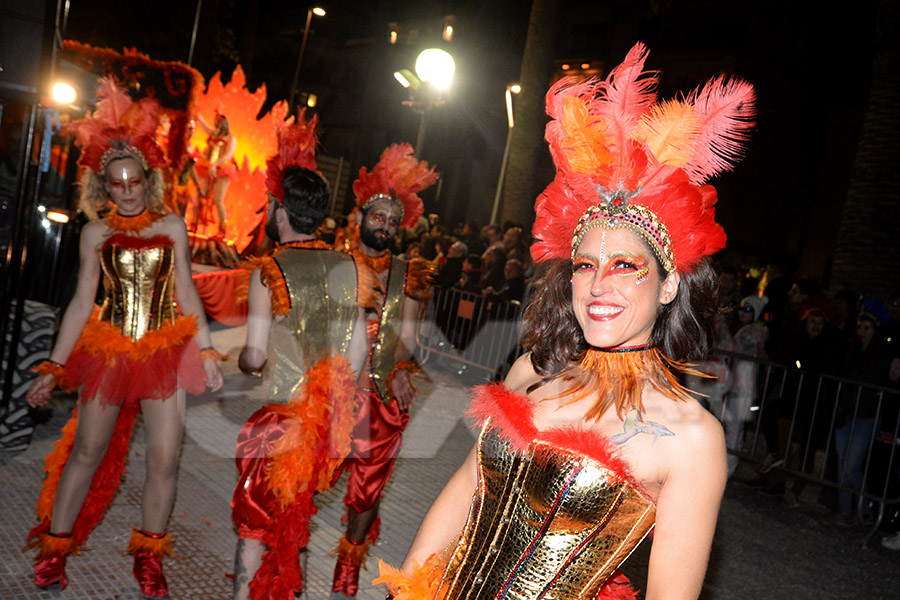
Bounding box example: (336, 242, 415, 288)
(50, 401, 122, 532)
(139, 390, 186, 532)
(212, 179, 230, 233)
(232, 537, 264, 600)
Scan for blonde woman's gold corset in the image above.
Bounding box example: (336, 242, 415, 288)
(98, 237, 177, 340)
(439, 421, 656, 600)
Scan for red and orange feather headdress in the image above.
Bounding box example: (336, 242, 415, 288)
(531, 42, 756, 273)
(352, 143, 438, 229)
(265, 108, 320, 203)
(67, 78, 166, 173)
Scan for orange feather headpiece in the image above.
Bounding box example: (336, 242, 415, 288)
(265, 108, 320, 203)
(352, 143, 438, 229)
(67, 78, 166, 173)
(531, 42, 756, 273)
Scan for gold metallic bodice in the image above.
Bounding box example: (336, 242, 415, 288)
(98, 238, 176, 340)
(266, 248, 359, 402)
(205, 136, 227, 163)
(369, 256, 406, 401)
(440, 421, 656, 600)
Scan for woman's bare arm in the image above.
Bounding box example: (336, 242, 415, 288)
(26, 222, 104, 406)
(645, 412, 727, 600)
(167, 215, 223, 391)
(401, 443, 477, 571)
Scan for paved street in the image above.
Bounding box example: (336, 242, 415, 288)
(2, 323, 898, 599)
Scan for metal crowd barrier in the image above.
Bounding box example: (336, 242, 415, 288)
(701, 349, 900, 546)
(415, 286, 524, 379)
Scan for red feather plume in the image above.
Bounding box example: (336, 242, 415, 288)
(532, 42, 754, 272)
(66, 77, 166, 171)
(265, 108, 320, 202)
(352, 143, 438, 229)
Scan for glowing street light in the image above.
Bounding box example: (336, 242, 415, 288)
(288, 6, 326, 113)
(51, 82, 77, 105)
(415, 48, 455, 91)
(491, 83, 521, 224)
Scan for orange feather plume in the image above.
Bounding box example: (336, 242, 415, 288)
(352, 143, 438, 228)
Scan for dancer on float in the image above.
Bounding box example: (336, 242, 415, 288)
(330, 144, 438, 599)
(230, 112, 367, 600)
(196, 112, 237, 235)
(25, 79, 224, 598)
(377, 42, 756, 599)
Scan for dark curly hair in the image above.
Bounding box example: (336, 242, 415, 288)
(521, 256, 719, 378)
(281, 166, 330, 235)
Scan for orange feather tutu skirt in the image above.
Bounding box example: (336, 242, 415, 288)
(63, 314, 207, 406)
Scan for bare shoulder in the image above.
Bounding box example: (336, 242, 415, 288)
(646, 390, 725, 457)
(159, 212, 187, 230)
(80, 219, 108, 248)
(158, 213, 189, 239)
(81, 219, 107, 238)
(503, 353, 542, 393)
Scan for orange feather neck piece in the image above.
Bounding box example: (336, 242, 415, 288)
(555, 347, 705, 421)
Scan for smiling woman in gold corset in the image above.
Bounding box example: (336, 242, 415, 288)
(376, 43, 756, 600)
(24, 79, 223, 599)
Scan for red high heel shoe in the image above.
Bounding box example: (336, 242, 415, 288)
(330, 535, 371, 597)
(33, 531, 75, 590)
(128, 528, 173, 599)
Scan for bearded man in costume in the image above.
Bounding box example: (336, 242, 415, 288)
(230, 113, 368, 600)
(329, 144, 438, 599)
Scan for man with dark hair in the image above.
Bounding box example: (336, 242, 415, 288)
(264, 166, 330, 238)
(231, 120, 367, 600)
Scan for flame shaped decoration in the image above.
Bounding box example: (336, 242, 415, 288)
(187, 66, 293, 253)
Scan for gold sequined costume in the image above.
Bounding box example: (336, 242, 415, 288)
(63, 231, 207, 405)
(380, 383, 653, 600)
(28, 221, 208, 565)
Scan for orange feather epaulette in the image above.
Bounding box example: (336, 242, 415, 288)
(404, 257, 434, 301)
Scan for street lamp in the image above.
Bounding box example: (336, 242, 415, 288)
(393, 48, 454, 154)
(51, 82, 77, 105)
(415, 48, 455, 91)
(288, 6, 326, 114)
(491, 83, 520, 225)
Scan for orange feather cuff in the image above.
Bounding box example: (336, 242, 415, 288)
(386, 359, 422, 403)
(331, 534, 373, 567)
(128, 528, 174, 558)
(33, 361, 66, 388)
(374, 554, 447, 600)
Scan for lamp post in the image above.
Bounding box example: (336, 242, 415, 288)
(395, 48, 455, 155)
(490, 83, 520, 225)
(288, 6, 326, 114)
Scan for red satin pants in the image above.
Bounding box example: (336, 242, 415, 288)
(336, 388, 410, 513)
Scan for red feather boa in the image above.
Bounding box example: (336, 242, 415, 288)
(467, 383, 640, 491)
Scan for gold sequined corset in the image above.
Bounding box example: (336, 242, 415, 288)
(98, 235, 177, 340)
(440, 398, 656, 599)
